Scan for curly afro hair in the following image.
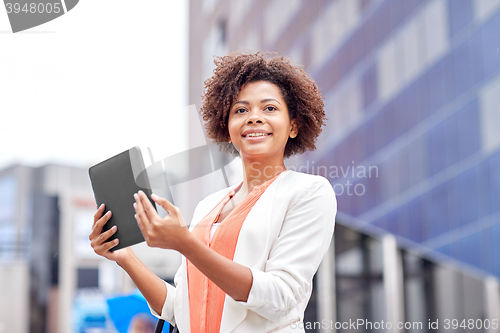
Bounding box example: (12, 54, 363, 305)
(200, 51, 326, 158)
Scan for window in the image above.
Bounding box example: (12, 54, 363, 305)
(445, 113, 460, 167)
(416, 74, 431, 120)
(0, 175, 18, 261)
(448, 0, 473, 38)
(408, 197, 425, 242)
(335, 226, 385, 332)
(473, 0, 500, 23)
(428, 122, 448, 176)
(328, 77, 363, 141)
(202, 0, 220, 15)
(77, 268, 99, 289)
(407, 138, 428, 188)
(453, 40, 476, 97)
(400, 18, 423, 87)
(403, 252, 435, 330)
(237, 30, 259, 53)
(202, 20, 227, 83)
(487, 151, 500, 214)
(376, 0, 449, 103)
(431, 182, 451, 237)
(377, 37, 399, 102)
(427, 54, 455, 114)
(477, 159, 491, 218)
(480, 13, 500, 77)
(397, 146, 410, 193)
(461, 233, 482, 268)
(263, 0, 301, 46)
(456, 100, 480, 161)
(404, 81, 421, 128)
(492, 224, 500, 275)
(393, 92, 408, 139)
(458, 167, 480, 227)
(423, 0, 450, 68)
(362, 63, 378, 109)
(310, 0, 361, 69)
(228, 0, 253, 32)
(479, 74, 500, 154)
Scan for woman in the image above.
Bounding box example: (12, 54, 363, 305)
(89, 52, 337, 332)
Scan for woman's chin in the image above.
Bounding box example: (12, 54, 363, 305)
(240, 150, 269, 161)
(239, 149, 282, 162)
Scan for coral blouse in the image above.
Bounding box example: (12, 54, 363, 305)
(186, 174, 280, 333)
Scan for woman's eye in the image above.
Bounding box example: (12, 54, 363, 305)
(235, 108, 246, 114)
(265, 106, 277, 112)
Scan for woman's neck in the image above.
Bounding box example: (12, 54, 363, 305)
(240, 156, 287, 193)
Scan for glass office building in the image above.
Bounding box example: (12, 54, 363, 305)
(188, 0, 500, 331)
(314, 0, 500, 276)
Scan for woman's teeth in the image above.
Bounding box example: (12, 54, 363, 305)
(246, 133, 269, 137)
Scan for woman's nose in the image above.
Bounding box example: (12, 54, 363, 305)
(246, 110, 264, 124)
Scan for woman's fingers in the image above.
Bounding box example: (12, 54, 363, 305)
(90, 210, 112, 240)
(149, 192, 186, 227)
(93, 204, 105, 226)
(134, 193, 149, 226)
(90, 223, 118, 256)
(89, 205, 126, 260)
(137, 191, 158, 221)
(151, 193, 175, 215)
(103, 238, 119, 252)
(91, 224, 116, 247)
(99, 225, 117, 244)
(135, 209, 145, 233)
(94, 238, 119, 256)
(133, 191, 185, 249)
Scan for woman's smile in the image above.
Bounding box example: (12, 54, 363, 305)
(242, 129, 273, 141)
(243, 133, 272, 141)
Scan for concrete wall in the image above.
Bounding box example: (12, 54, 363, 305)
(0, 261, 29, 333)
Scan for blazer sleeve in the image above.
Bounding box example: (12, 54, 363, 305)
(147, 261, 183, 326)
(235, 176, 337, 321)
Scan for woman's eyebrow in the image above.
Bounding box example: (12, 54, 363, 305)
(233, 98, 282, 106)
(261, 98, 281, 105)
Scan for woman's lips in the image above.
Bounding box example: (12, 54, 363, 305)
(242, 133, 272, 141)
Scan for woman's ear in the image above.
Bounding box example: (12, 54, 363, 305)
(290, 119, 298, 139)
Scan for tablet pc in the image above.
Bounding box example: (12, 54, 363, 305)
(88, 147, 156, 251)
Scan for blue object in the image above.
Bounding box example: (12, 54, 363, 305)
(106, 290, 169, 333)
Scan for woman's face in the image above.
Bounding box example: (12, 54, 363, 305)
(227, 80, 297, 162)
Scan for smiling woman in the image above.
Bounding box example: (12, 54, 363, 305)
(89, 51, 337, 333)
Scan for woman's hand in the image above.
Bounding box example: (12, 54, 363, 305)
(89, 204, 133, 264)
(90, 203, 168, 315)
(134, 191, 190, 251)
(135, 191, 254, 302)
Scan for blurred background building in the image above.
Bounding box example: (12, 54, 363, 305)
(0, 165, 178, 333)
(187, 0, 500, 332)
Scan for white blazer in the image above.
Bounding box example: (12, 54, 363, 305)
(150, 170, 337, 332)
